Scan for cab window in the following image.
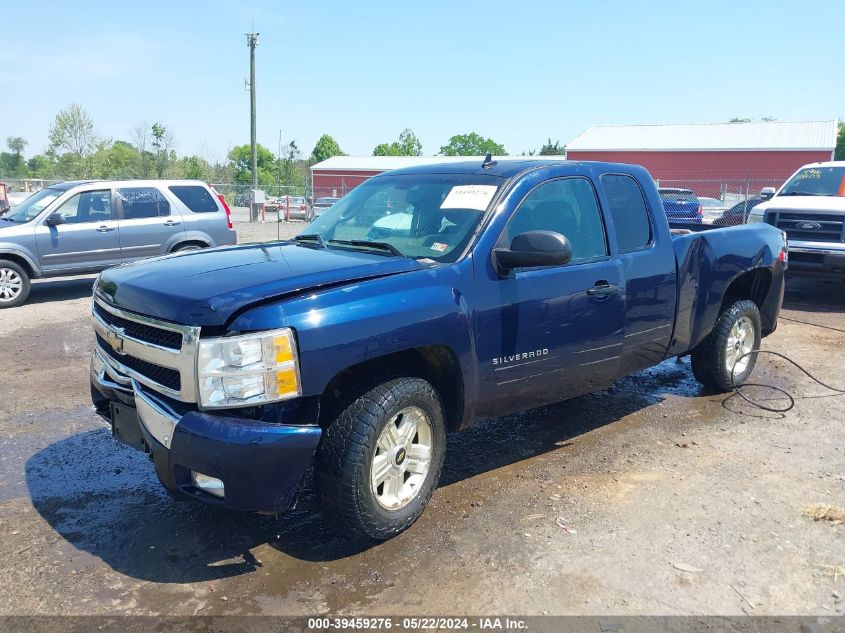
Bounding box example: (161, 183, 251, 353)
(600, 174, 652, 252)
(119, 187, 171, 219)
(51, 190, 113, 224)
(505, 177, 608, 263)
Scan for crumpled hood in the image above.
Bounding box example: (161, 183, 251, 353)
(95, 242, 424, 327)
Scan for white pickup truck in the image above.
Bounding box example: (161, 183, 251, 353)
(749, 161, 845, 276)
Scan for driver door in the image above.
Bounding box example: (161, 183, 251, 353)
(34, 188, 121, 274)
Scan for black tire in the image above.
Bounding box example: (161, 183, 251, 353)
(0, 259, 31, 309)
(316, 377, 446, 540)
(173, 243, 204, 253)
(691, 299, 762, 391)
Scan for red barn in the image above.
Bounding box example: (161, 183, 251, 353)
(565, 120, 838, 188)
(310, 156, 453, 199)
(310, 156, 565, 200)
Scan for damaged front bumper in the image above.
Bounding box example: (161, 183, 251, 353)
(90, 352, 322, 513)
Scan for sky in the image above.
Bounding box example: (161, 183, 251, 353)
(0, 0, 843, 163)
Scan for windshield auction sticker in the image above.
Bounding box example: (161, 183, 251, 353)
(441, 185, 498, 211)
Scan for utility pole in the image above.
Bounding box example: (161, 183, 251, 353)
(246, 31, 259, 221)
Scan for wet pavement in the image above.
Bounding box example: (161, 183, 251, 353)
(1, 264, 844, 615)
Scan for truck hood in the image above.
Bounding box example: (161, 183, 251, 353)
(95, 242, 425, 327)
(755, 195, 845, 214)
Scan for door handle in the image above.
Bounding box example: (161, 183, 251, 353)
(586, 282, 620, 297)
(163, 220, 181, 226)
(97, 225, 115, 232)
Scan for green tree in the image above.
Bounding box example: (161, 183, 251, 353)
(6, 137, 27, 171)
(538, 138, 564, 155)
(439, 132, 505, 156)
(91, 140, 142, 179)
(181, 155, 213, 180)
(836, 121, 845, 161)
(373, 129, 423, 156)
(279, 140, 305, 191)
(311, 134, 345, 163)
(729, 117, 752, 123)
(151, 122, 175, 178)
(228, 143, 276, 185)
(27, 153, 58, 178)
(48, 104, 98, 176)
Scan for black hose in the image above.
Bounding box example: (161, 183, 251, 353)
(730, 350, 845, 413)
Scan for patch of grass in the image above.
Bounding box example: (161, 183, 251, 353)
(802, 504, 845, 523)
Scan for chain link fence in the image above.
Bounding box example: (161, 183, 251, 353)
(2, 173, 787, 227)
(654, 177, 783, 223)
(0, 177, 63, 193)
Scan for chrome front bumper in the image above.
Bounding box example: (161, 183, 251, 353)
(91, 351, 179, 449)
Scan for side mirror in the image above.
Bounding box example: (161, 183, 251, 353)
(493, 230, 572, 274)
(44, 212, 66, 227)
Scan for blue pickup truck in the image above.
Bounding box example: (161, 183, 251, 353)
(90, 159, 787, 539)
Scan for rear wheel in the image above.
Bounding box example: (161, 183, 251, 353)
(173, 243, 204, 253)
(316, 377, 446, 540)
(0, 259, 31, 309)
(691, 299, 761, 391)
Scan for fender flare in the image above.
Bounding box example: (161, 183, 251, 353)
(166, 232, 214, 253)
(0, 246, 41, 277)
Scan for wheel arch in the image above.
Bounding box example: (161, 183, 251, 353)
(318, 344, 465, 433)
(169, 238, 211, 253)
(0, 249, 39, 278)
(719, 267, 772, 314)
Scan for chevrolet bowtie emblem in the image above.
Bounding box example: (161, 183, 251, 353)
(105, 328, 126, 354)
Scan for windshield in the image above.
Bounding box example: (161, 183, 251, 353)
(300, 173, 503, 262)
(2, 188, 63, 223)
(779, 166, 845, 197)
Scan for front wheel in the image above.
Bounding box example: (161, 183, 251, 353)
(691, 299, 762, 391)
(0, 259, 31, 308)
(316, 377, 446, 540)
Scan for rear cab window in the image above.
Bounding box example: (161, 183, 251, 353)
(601, 174, 653, 252)
(168, 185, 219, 213)
(659, 189, 698, 202)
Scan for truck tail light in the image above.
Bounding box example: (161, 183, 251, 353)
(697, 205, 703, 216)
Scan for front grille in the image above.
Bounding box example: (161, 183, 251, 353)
(94, 303, 182, 350)
(96, 333, 182, 391)
(767, 210, 845, 243)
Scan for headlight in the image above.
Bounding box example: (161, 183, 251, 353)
(197, 328, 301, 409)
(747, 213, 764, 224)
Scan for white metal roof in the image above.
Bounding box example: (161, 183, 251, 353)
(311, 155, 567, 171)
(566, 120, 839, 152)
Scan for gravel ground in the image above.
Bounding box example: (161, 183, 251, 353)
(0, 223, 843, 615)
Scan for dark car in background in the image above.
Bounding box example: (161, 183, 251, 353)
(713, 197, 766, 227)
(698, 196, 728, 223)
(658, 187, 702, 223)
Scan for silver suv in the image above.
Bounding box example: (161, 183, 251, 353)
(0, 179, 237, 308)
